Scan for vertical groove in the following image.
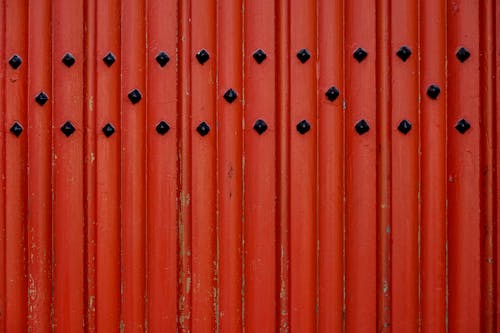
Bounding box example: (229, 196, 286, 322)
(276, 0, 290, 330)
(84, 0, 97, 330)
(479, 0, 497, 331)
(0, 0, 6, 328)
(376, 0, 392, 331)
(177, 0, 192, 329)
(143, 1, 149, 330)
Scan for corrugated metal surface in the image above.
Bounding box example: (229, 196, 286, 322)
(0, 0, 499, 332)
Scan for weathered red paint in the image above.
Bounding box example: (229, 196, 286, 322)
(0, 0, 499, 332)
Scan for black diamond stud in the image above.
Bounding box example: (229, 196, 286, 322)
(427, 84, 441, 99)
(296, 120, 311, 134)
(103, 52, 116, 67)
(455, 119, 471, 134)
(60, 121, 76, 137)
(102, 123, 115, 137)
(156, 121, 170, 135)
(223, 89, 237, 103)
(325, 86, 340, 102)
(8, 54, 22, 69)
(396, 46, 412, 62)
(253, 49, 267, 64)
(253, 119, 268, 135)
(62, 53, 76, 67)
(35, 92, 49, 106)
(355, 119, 370, 135)
(353, 48, 368, 62)
(456, 47, 471, 63)
(296, 48, 311, 63)
(397, 119, 412, 134)
(196, 49, 210, 64)
(128, 89, 142, 104)
(156, 51, 170, 67)
(9, 122, 23, 137)
(196, 122, 210, 136)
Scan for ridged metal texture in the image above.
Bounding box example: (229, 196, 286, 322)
(0, 0, 499, 332)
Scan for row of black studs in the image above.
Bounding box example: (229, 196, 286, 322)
(6, 45, 472, 138)
(8, 116, 472, 138)
(9, 120, 171, 138)
(7, 45, 472, 70)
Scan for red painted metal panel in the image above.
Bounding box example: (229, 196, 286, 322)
(421, 0, 447, 331)
(190, 0, 217, 330)
(27, 0, 52, 331)
(276, 0, 291, 330)
(85, 0, 97, 330)
(146, 0, 178, 331)
(391, 0, 419, 331)
(345, 0, 377, 331)
(52, 0, 85, 330)
(243, 0, 277, 331)
(448, 1, 481, 331)
(217, 0, 243, 331)
(121, 0, 146, 330)
(5, 1, 28, 331)
(317, 0, 344, 331)
(0, 0, 499, 332)
(289, 0, 317, 332)
(95, 0, 121, 330)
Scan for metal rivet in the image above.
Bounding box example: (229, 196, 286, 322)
(427, 84, 441, 99)
(128, 89, 142, 104)
(296, 120, 311, 134)
(156, 121, 170, 135)
(156, 51, 170, 67)
(396, 46, 412, 62)
(355, 119, 370, 135)
(253, 49, 267, 64)
(456, 47, 471, 63)
(296, 48, 311, 63)
(9, 122, 23, 137)
(397, 119, 412, 134)
(35, 92, 49, 106)
(353, 48, 368, 62)
(103, 52, 116, 67)
(455, 119, 471, 134)
(325, 86, 340, 102)
(253, 119, 268, 135)
(8, 54, 22, 69)
(60, 121, 76, 137)
(196, 49, 210, 64)
(196, 121, 210, 136)
(223, 88, 238, 103)
(62, 53, 76, 67)
(102, 123, 115, 137)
